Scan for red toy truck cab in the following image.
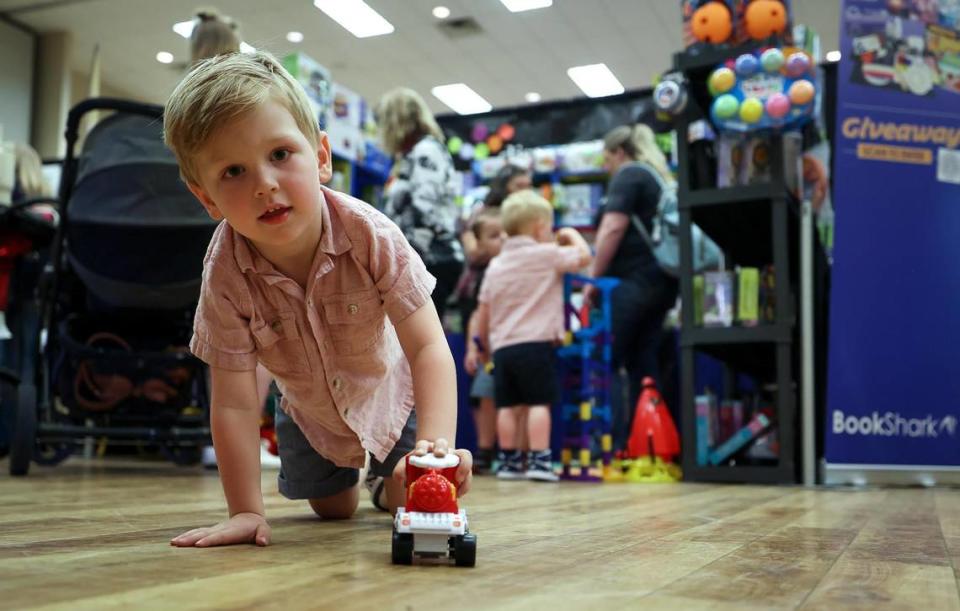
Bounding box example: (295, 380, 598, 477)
(392, 453, 476, 567)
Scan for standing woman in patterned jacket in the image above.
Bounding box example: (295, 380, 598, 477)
(378, 88, 464, 320)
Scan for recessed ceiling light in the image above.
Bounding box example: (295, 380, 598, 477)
(173, 20, 194, 38)
(156, 51, 174, 64)
(431, 83, 492, 115)
(433, 6, 450, 19)
(567, 63, 624, 98)
(287, 31, 305, 43)
(499, 0, 552, 12)
(313, 0, 395, 38)
(525, 92, 541, 103)
(826, 50, 841, 62)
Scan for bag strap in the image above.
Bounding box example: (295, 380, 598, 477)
(631, 213, 657, 251)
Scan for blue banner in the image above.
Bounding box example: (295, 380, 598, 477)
(826, 0, 960, 472)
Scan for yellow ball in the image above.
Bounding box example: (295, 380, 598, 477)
(709, 68, 736, 95)
(739, 97, 764, 123)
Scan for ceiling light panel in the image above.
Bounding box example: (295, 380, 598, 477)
(567, 63, 625, 98)
(313, 0, 395, 38)
(431, 83, 492, 115)
(500, 0, 553, 12)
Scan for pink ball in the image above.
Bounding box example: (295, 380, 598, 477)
(765, 93, 791, 119)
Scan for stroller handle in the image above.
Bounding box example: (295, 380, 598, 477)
(64, 97, 164, 145)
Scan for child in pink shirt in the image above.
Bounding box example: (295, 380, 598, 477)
(475, 191, 591, 481)
(162, 51, 471, 548)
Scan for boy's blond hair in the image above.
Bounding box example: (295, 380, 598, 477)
(164, 50, 322, 185)
(500, 189, 553, 236)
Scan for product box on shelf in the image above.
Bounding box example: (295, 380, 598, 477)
(737, 267, 760, 326)
(703, 270, 736, 327)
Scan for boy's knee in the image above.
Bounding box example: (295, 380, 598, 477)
(308, 486, 359, 519)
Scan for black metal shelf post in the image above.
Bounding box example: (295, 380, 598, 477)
(674, 46, 801, 485)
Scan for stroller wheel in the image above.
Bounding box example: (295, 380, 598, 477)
(9, 382, 37, 476)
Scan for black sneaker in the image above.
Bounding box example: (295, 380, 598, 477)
(496, 450, 525, 480)
(473, 447, 494, 474)
(525, 450, 559, 482)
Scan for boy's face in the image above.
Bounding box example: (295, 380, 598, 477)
(477, 218, 505, 258)
(187, 98, 332, 261)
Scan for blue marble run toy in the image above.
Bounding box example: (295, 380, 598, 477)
(557, 274, 619, 482)
(708, 47, 817, 133)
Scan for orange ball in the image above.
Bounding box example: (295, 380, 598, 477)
(744, 0, 788, 40)
(691, 2, 733, 44)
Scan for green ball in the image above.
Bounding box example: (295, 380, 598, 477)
(447, 136, 463, 154)
(713, 94, 739, 119)
(474, 142, 490, 160)
(739, 97, 764, 123)
(761, 48, 785, 73)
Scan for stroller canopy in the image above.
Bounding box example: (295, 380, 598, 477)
(67, 112, 218, 310)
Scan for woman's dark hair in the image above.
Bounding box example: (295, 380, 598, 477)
(483, 164, 530, 208)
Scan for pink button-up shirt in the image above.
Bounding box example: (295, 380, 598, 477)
(190, 186, 436, 468)
(478, 235, 585, 353)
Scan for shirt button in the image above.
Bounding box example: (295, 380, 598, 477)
(347, 304, 359, 315)
(332, 377, 343, 391)
(270, 319, 282, 332)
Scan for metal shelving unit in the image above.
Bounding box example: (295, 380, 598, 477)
(674, 45, 802, 485)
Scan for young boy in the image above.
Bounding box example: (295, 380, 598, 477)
(163, 51, 471, 548)
(475, 191, 591, 482)
(462, 208, 505, 473)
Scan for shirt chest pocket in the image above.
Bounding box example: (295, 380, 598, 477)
(322, 289, 385, 356)
(251, 311, 310, 374)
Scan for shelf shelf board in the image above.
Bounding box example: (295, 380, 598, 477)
(682, 463, 796, 485)
(673, 37, 787, 73)
(681, 324, 791, 347)
(680, 183, 785, 208)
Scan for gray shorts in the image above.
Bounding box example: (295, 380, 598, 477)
(275, 407, 417, 500)
(470, 368, 495, 400)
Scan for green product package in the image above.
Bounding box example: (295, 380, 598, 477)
(737, 267, 759, 326)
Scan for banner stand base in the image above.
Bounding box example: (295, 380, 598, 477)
(823, 462, 960, 487)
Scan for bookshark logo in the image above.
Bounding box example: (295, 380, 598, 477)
(833, 410, 959, 439)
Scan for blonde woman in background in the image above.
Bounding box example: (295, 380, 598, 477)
(590, 124, 679, 452)
(378, 87, 464, 321)
(189, 7, 240, 65)
(13, 143, 53, 202)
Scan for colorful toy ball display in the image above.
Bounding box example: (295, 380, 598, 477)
(691, 1, 734, 43)
(708, 47, 817, 133)
(744, 0, 788, 40)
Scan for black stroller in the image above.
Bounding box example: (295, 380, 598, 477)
(7, 98, 217, 475)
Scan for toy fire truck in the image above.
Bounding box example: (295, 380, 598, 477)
(391, 453, 476, 567)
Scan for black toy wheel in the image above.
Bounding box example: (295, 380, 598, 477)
(9, 382, 36, 476)
(392, 530, 414, 565)
(453, 532, 477, 567)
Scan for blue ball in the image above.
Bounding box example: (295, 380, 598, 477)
(735, 54, 760, 77)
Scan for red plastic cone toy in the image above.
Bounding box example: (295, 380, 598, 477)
(626, 377, 680, 461)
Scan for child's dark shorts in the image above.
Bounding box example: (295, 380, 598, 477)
(492, 341, 560, 409)
(274, 407, 416, 500)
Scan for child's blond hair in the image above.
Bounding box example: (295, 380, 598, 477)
(164, 50, 321, 185)
(500, 189, 553, 236)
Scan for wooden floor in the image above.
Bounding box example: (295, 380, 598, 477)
(3, 459, 960, 611)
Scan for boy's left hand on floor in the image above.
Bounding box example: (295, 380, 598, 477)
(393, 438, 473, 497)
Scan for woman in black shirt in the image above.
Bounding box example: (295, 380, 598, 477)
(591, 124, 679, 451)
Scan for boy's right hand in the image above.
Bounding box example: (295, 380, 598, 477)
(555, 227, 581, 246)
(170, 512, 271, 548)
